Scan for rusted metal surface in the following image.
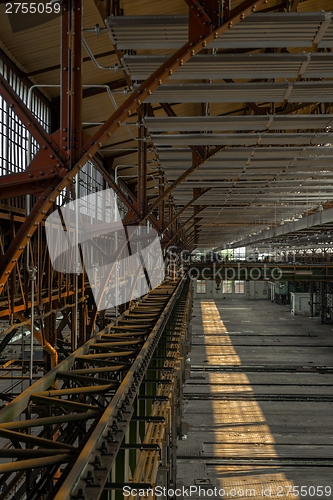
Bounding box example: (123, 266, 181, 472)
(61, 0, 82, 164)
(166, 217, 200, 248)
(0, 76, 66, 169)
(138, 117, 148, 218)
(187, 0, 220, 41)
(0, 0, 265, 291)
(0, 279, 188, 499)
(165, 188, 211, 233)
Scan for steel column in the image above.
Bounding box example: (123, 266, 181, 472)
(61, 0, 82, 164)
(159, 172, 165, 231)
(137, 118, 147, 218)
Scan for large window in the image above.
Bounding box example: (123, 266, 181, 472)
(196, 280, 206, 294)
(235, 280, 245, 293)
(234, 247, 246, 260)
(0, 59, 50, 177)
(222, 281, 233, 293)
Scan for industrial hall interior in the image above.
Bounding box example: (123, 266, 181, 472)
(0, 0, 333, 498)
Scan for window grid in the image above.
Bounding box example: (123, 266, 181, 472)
(222, 281, 233, 293)
(0, 60, 50, 177)
(196, 280, 206, 294)
(0, 61, 125, 212)
(235, 280, 245, 294)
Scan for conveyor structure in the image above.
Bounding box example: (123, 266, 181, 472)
(0, 278, 192, 500)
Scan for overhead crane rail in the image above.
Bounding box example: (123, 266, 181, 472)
(0, 278, 192, 500)
(185, 262, 333, 281)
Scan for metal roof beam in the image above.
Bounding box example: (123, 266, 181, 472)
(144, 114, 333, 132)
(0, 0, 266, 288)
(227, 206, 333, 248)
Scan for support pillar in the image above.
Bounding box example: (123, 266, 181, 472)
(138, 118, 147, 218)
(193, 205, 201, 247)
(61, 0, 83, 351)
(159, 172, 165, 231)
(61, 0, 82, 162)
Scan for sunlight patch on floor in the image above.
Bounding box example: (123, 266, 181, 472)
(200, 300, 300, 500)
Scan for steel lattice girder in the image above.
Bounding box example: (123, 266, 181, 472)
(0, 279, 185, 499)
(0, 0, 266, 291)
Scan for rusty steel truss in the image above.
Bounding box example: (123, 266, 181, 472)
(0, 0, 265, 438)
(1, 0, 333, 496)
(0, 278, 192, 499)
(0, 1, 267, 389)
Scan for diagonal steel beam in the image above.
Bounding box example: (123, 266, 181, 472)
(290, 0, 301, 11)
(169, 219, 198, 248)
(160, 102, 206, 160)
(93, 0, 108, 19)
(185, 0, 216, 28)
(0, 176, 55, 200)
(164, 188, 211, 233)
(53, 282, 184, 499)
(0, 75, 66, 168)
(223, 78, 264, 115)
(0, 0, 266, 291)
(89, 160, 146, 225)
(0, 428, 74, 449)
(186, 0, 220, 41)
(0, 455, 70, 474)
(141, 146, 225, 225)
(165, 209, 206, 248)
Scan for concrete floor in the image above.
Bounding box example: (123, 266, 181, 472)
(177, 298, 333, 500)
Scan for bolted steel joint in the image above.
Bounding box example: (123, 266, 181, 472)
(85, 470, 95, 485)
(100, 441, 109, 454)
(106, 430, 116, 443)
(93, 455, 103, 469)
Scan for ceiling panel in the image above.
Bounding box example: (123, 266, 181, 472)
(107, 12, 333, 50)
(145, 115, 333, 132)
(123, 53, 333, 80)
